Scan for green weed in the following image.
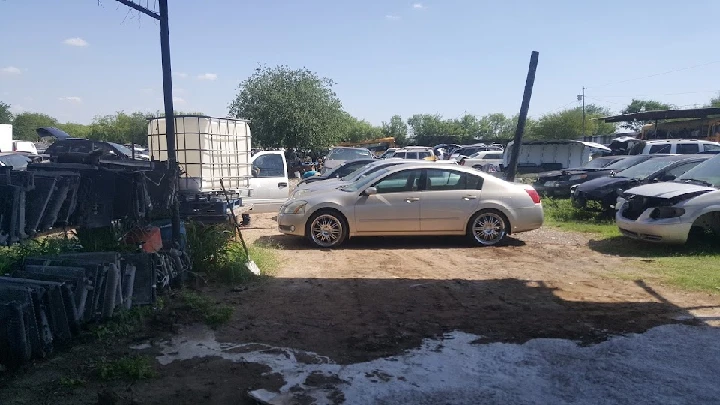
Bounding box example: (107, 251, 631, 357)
(96, 356, 157, 381)
(179, 290, 233, 328)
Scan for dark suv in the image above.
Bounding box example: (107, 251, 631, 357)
(45, 138, 135, 162)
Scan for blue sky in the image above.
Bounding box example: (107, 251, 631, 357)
(1, 0, 719, 125)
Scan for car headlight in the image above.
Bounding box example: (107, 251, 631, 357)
(281, 200, 308, 215)
(650, 207, 685, 219)
(569, 174, 587, 181)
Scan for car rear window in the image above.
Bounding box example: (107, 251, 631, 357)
(648, 144, 671, 154)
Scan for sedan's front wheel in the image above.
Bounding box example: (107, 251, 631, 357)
(306, 210, 348, 248)
(468, 210, 508, 246)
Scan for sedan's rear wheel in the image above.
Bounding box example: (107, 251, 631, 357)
(307, 210, 348, 248)
(468, 210, 508, 246)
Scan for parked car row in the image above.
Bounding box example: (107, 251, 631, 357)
(278, 158, 544, 248)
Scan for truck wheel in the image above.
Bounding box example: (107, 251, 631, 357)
(306, 210, 348, 248)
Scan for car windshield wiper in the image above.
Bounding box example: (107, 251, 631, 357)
(680, 178, 714, 187)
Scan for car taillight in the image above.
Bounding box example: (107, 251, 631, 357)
(525, 189, 541, 204)
(459, 159, 465, 166)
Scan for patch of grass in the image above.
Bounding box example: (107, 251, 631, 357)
(0, 237, 81, 275)
(96, 356, 157, 381)
(91, 306, 155, 342)
(543, 197, 619, 236)
(185, 221, 278, 283)
(179, 291, 233, 328)
(58, 376, 86, 388)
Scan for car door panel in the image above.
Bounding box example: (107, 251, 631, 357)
(420, 169, 482, 232)
(353, 169, 421, 233)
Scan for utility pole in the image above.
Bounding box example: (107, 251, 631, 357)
(114, 0, 180, 247)
(582, 86, 586, 138)
(505, 51, 539, 183)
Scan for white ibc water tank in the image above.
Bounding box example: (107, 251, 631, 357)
(0, 124, 12, 153)
(147, 116, 252, 193)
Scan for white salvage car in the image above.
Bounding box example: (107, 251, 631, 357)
(615, 154, 720, 244)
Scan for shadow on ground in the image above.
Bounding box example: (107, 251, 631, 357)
(255, 234, 526, 251)
(588, 235, 720, 258)
(213, 277, 702, 364)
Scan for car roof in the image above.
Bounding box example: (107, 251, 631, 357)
(330, 146, 370, 151)
(645, 154, 712, 162)
(645, 139, 719, 144)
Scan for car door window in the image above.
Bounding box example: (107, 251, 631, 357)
(486, 153, 503, 159)
(69, 141, 93, 153)
(252, 154, 285, 177)
(703, 143, 720, 152)
(373, 169, 421, 193)
(419, 151, 432, 159)
(394, 152, 406, 159)
(648, 144, 670, 154)
(676, 143, 699, 154)
(425, 169, 483, 191)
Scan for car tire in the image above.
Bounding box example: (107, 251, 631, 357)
(467, 209, 509, 247)
(306, 209, 348, 248)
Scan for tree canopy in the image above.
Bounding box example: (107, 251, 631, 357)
(0, 101, 13, 125)
(529, 105, 616, 140)
(381, 115, 408, 145)
(228, 65, 347, 150)
(619, 99, 675, 131)
(709, 92, 720, 108)
(12, 112, 59, 141)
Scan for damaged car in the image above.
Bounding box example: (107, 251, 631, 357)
(571, 154, 711, 211)
(616, 154, 720, 243)
(533, 155, 630, 197)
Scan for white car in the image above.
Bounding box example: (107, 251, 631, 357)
(615, 154, 720, 244)
(322, 147, 374, 173)
(278, 163, 544, 248)
(636, 139, 720, 155)
(458, 150, 504, 171)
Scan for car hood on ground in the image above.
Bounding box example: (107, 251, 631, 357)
(623, 182, 717, 199)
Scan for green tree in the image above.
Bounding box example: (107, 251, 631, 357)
(477, 113, 517, 140)
(228, 65, 346, 150)
(530, 105, 615, 140)
(341, 115, 382, 143)
(12, 112, 59, 141)
(381, 115, 408, 146)
(0, 101, 13, 125)
(57, 122, 91, 138)
(709, 92, 720, 108)
(88, 112, 150, 145)
(620, 99, 674, 131)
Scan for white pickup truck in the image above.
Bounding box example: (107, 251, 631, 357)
(147, 116, 289, 219)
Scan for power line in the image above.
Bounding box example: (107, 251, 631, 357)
(586, 60, 720, 90)
(590, 90, 720, 98)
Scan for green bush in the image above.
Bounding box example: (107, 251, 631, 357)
(0, 237, 81, 275)
(543, 197, 611, 223)
(96, 356, 157, 381)
(179, 290, 233, 328)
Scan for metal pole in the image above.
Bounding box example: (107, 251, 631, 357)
(582, 87, 586, 137)
(505, 51, 539, 183)
(159, 0, 181, 247)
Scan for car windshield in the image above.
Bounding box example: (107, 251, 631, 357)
(615, 158, 679, 180)
(341, 168, 390, 192)
(327, 148, 372, 160)
(677, 154, 720, 188)
(340, 162, 398, 181)
(108, 142, 133, 157)
(584, 157, 617, 169)
(603, 155, 651, 171)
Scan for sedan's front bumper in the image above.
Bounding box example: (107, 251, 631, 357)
(277, 213, 307, 237)
(615, 201, 692, 244)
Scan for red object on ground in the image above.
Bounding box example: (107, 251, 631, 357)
(124, 226, 163, 253)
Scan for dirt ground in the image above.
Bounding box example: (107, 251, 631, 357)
(2, 213, 719, 404)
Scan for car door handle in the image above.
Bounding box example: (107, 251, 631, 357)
(405, 197, 420, 203)
(278, 182, 288, 188)
(462, 195, 478, 200)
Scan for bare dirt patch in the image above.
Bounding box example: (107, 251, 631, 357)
(2, 213, 718, 404)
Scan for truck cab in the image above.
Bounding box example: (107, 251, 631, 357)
(247, 151, 289, 213)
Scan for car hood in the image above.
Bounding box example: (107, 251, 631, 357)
(576, 176, 630, 192)
(623, 182, 717, 199)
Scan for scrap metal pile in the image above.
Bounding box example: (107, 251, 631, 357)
(0, 251, 187, 368)
(0, 159, 189, 369)
(0, 159, 176, 245)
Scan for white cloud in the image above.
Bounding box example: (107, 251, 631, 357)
(10, 105, 26, 113)
(58, 96, 82, 103)
(63, 37, 89, 47)
(412, 3, 426, 9)
(197, 73, 218, 81)
(174, 72, 188, 79)
(1, 66, 22, 75)
(173, 96, 186, 104)
(385, 14, 401, 20)
(173, 87, 187, 95)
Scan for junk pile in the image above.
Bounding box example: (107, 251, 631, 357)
(0, 160, 177, 246)
(0, 250, 188, 369)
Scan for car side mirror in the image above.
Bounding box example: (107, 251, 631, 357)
(362, 187, 377, 196)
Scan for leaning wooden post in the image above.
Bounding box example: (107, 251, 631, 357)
(505, 51, 539, 183)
